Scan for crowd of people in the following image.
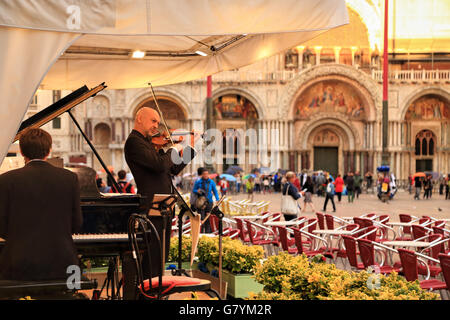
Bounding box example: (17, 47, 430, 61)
(411, 173, 450, 200)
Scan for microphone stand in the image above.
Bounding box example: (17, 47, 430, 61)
(210, 203, 224, 298)
(148, 194, 177, 279)
(171, 182, 197, 277)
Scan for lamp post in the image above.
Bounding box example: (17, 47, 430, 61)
(205, 75, 215, 172)
(381, 0, 390, 166)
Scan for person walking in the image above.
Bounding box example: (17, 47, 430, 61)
(414, 176, 422, 200)
(246, 177, 255, 202)
(423, 175, 432, 199)
(446, 174, 450, 200)
(254, 175, 261, 193)
(345, 172, 355, 203)
(236, 174, 242, 193)
(219, 177, 229, 197)
(301, 176, 316, 213)
(334, 174, 344, 203)
(281, 171, 304, 221)
(263, 176, 271, 194)
(192, 169, 220, 233)
(365, 172, 373, 194)
(323, 178, 336, 212)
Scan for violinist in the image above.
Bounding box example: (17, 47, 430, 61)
(123, 106, 200, 296)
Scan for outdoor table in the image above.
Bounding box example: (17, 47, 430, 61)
(387, 222, 412, 227)
(312, 229, 353, 236)
(386, 222, 413, 240)
(383, 240, 429, 248)
(382, 240, 431, 265)
(232, 215, 262, 220)
(264, 220, 303, 227)
(312, 229, 353, 255)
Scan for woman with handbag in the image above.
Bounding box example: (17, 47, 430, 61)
(281, 171, 304, 221)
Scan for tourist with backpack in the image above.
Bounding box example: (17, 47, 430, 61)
(323, 178, 336, 212)
(116, 170, 135, 194)
(192, 168, 220, 233)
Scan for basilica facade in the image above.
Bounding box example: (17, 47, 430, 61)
(14, 2, 450, 185)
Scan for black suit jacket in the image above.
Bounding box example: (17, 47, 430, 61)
(0, 161, 82, 281)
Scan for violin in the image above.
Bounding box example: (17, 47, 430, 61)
(151, 129, 202, 149)
(147, 83, 203, 151)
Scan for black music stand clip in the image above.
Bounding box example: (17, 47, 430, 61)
(149, 194, 177, 276)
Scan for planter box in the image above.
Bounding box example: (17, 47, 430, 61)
(221, 270, 263, 299)
(193, 262, 263, 298)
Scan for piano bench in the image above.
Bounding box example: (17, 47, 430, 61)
(0, 277, 97, 300)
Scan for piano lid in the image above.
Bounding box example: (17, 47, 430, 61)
(15, 83, 107, 142)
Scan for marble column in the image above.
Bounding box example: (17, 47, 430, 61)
(356, 152, 361, 172)
(343, 151, 348, 174)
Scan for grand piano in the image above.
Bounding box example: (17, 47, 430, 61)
(0, 84, 147, 296)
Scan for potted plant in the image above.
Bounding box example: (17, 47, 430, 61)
(196, 236, 265, 298)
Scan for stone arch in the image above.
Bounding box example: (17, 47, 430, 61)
(297, 113, 360, 151)
(93, 122, 111, 145)
(400, 86, 450, 121)
(280, 64, 380, 122)
(211, 86, 265, 120)
(127, 88, 191, 120)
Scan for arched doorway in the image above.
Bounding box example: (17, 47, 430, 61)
(312, 128, 340, 177)
(213, 94, 259, 172)
(135, 96, 187, 130)
(93, 122, 112, 170)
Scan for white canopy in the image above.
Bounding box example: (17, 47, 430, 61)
(0, 0, 348, 162)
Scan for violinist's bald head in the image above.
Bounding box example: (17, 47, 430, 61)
(134, 107, 160, 137)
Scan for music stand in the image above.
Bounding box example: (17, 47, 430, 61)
(210, 197, 225, 297)
(148, 194, 177, 275)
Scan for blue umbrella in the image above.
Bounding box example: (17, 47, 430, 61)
(225, 166, 243, 175)
(220, 174, 237, 182)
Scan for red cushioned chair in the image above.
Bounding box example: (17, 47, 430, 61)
(292, 227, 333, 259)
(396, 214, 414, 240)
(334, 224, 360, 263)
(438, 253, 450, 291)
(342, 235, 365, 270)
(316, 212, 326, 230)
(234, 218, 250, 243)
(412, 224, 429, 240)
(277, 226, 297, 254)
(357, 239, 401, 275)
(127, 214, 219, 300)
(245, 220, 279, 255)
(397, 248, 447, 292)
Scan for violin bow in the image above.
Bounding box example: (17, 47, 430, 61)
(148, 82, 174, 146)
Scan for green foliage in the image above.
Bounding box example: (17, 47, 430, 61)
(196, 236, 265, 274)
(168, 236, 192, 262)
(248, 252, 439, 300)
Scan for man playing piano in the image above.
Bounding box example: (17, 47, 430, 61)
(0, 128, 83, 282)
(123, 107, 200, 297)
